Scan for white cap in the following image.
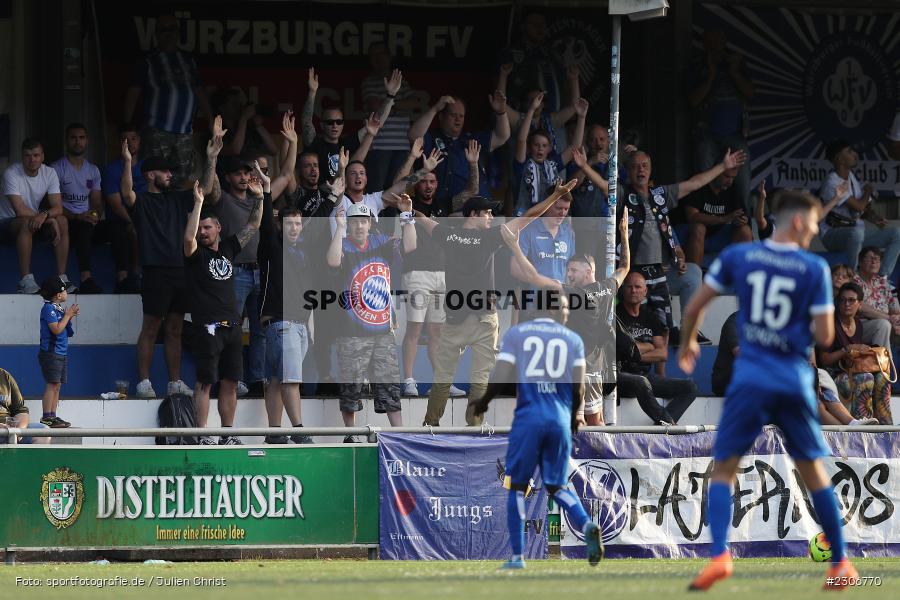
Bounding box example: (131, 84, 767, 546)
(346, 203, 373, 218)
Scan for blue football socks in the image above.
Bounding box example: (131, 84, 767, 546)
(811, 487, 846, 564)
(553, 488, 590, 533)
(507, 490, 526, 556)
(708, 481, 733, 556)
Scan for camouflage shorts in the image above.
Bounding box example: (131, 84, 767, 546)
(336, 334, 401, 413)
(142, 127, 196, 185)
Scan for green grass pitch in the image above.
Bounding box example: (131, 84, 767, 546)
(1, 558, 898, 599)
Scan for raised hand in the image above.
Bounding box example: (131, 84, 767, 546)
(572, 146, 587, 168)
(252, 160, 270, 186)
(436, 95, 456, 111)
(422, 148, 444, 172)
(335, 208, 347, 230)
(567, 63, 581, 80)
(499, 63, 514, 76)
(338, 146, 350, 171)
(500, 223, 519, 248)
(247, 178, 264, 197)
(410, 137, 424, 159)
(758, 179, 767, 203)
(384, 69, 403, 96)
(722, 148, 747, 170)
(206, 133, 224, 159)
(529, 92, 545, 112)
(364, 113, 382, 137)
(121, 139, 132, 163)
(281, 111, 297, 143)
(212, 114, 228, 139)
(393, 193, 413, 213)
(308, 67, 319, 92)
(488, 90, 508, 113)
(465, 139, 481, 164)
(193, 179, 205, 205)
(574, 97, 589, 118)
(619, 206, 629, 235)
(329, 176, 346, 199)
(240, 103, 256, 122)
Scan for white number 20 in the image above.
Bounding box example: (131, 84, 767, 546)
(746, 270, 795, 329)
(523, 336, 568, 378)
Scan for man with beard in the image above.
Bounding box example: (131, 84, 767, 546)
(122, 116, 226, 399)
(51, 123, 104, 293)
(184, 168, 263, 445)
(507, 208, 630, 426)
(214, 114, 299, 398)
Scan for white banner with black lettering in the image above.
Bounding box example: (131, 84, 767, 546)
(560, 428, 899, 558)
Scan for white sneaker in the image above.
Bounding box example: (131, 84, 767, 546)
(449, 385, 466, 397)
(236, 381, 249, 397)
(403, 378, 419, 396)
(135, 379, 156, 398)
(167, 380, 194, 397)
(17, 274, 39, 294)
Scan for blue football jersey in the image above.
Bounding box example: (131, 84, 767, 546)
(497, 318, 586, 423)
(705, 240, 833, 376)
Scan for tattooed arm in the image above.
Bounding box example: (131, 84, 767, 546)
(302, 68, 319, 146)
(236, 194, 264, 249)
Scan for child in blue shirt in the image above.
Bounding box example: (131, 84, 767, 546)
(38, 276, 79, 428)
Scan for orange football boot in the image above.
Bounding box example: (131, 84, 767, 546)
(688, 550, 733, 591)
(823, 558, 859, 591)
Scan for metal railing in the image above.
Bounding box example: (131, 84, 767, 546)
(4, 424, 898, 445)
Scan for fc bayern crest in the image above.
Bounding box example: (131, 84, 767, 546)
(348, 261, 392, 327)
(40, 467, 84, 529)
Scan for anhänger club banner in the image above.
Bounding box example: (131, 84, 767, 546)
(560, 428, 898, 559)
(379, 433, 548, 560)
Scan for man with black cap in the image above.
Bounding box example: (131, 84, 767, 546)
(121, 116, 226, 399)
(415, 180, 576, 426)
(184, 169, 263, 445)
(820, 138, 900, 275)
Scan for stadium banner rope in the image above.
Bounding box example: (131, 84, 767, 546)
(0, 446, 378, 549)
(378, 433, 549, 560)
(560, 427, 899, 559)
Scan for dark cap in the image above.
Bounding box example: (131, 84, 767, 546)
(462, 196, 500, 217)
(825, 139, 851, 163)
(140, 156, 177, 173)
(39, 276, 67, 300)
(220, 155, 254, 174)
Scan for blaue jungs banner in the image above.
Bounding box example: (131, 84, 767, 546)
(560, 428, 899, 559)
(379, 433, 548, 560)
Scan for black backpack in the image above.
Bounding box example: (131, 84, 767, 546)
(155, 393, 198, 445)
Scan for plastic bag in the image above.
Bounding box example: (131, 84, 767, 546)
(155, 393, 198, 445)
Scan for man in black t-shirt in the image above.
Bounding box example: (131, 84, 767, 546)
(616, 271, 697, 425)
(506, 208, 631, 425)
(121, 117, 226, 400)
(415, 180, 577, 426)
(682, 167, 752, 265)
(183, 176, 263, 446)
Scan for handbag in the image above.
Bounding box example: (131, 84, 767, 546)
(840, 346, 897, 383)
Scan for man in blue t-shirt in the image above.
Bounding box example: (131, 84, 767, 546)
(679, 191, 859, 591)
(472, 291, 602, 570)
(326, 199, 416, 440)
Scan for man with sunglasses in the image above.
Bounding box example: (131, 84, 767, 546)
(302, 68, 394, 185)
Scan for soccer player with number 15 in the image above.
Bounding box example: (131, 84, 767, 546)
(678, 190, 859, 591)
